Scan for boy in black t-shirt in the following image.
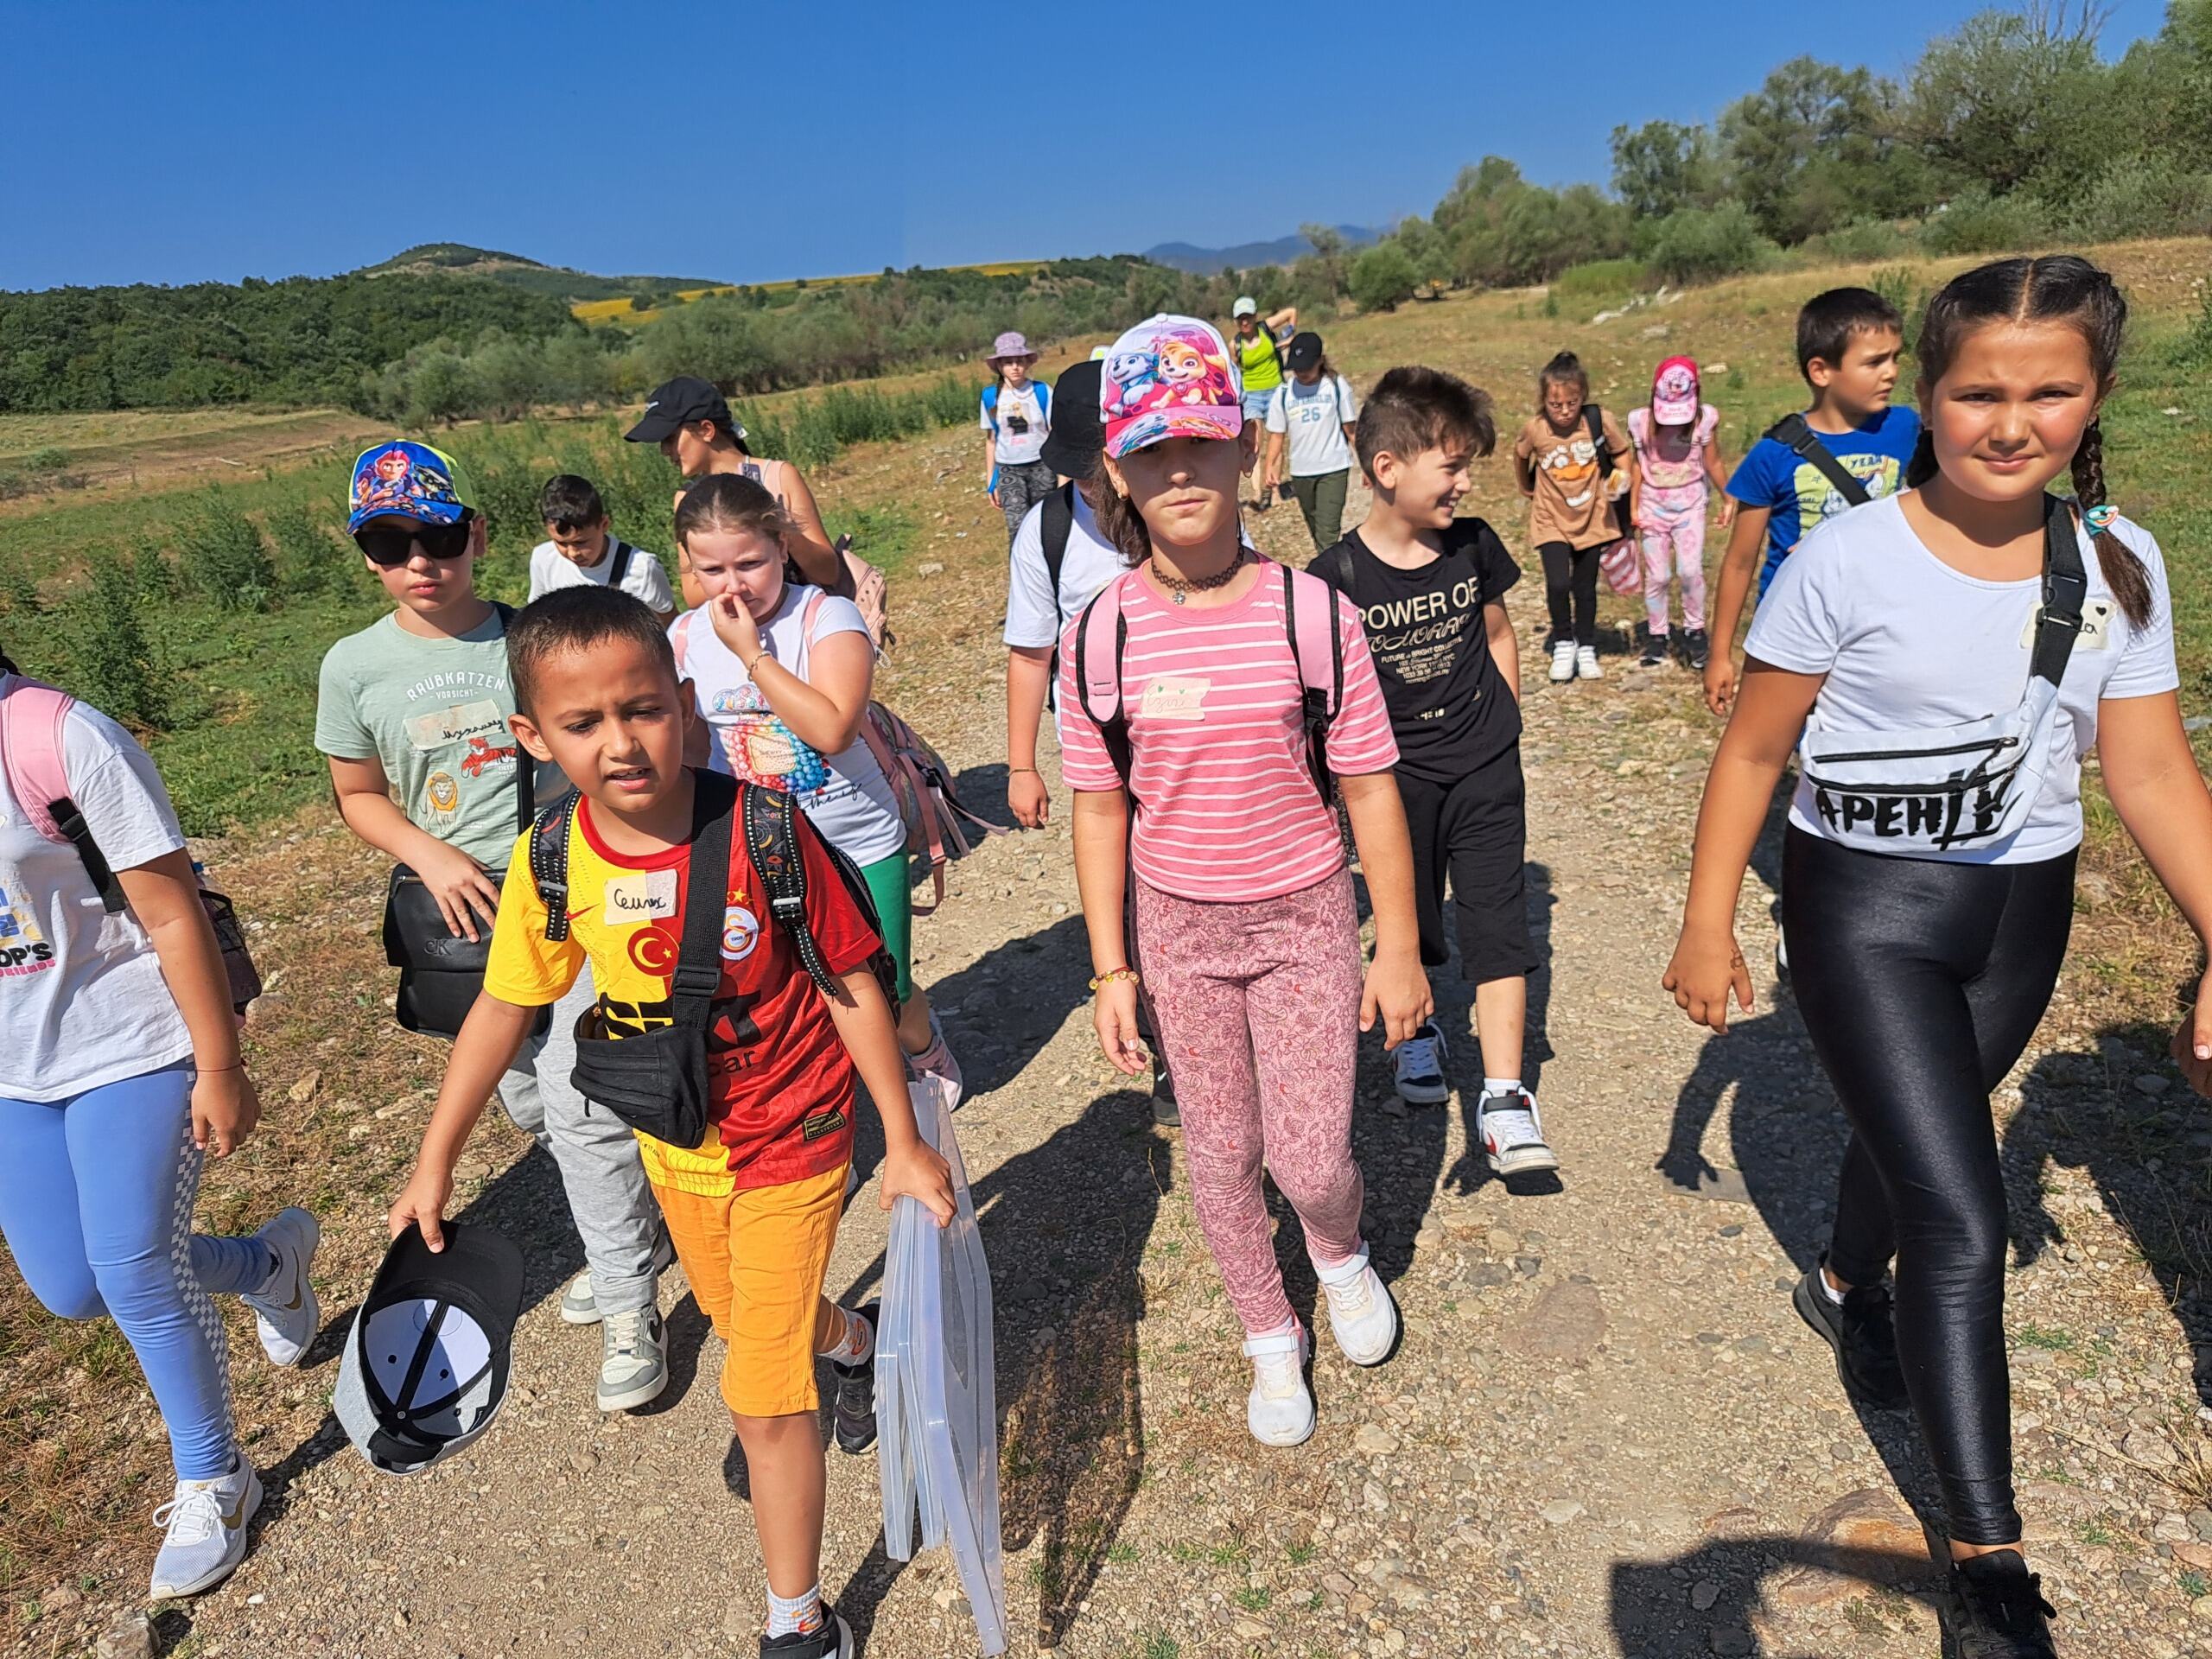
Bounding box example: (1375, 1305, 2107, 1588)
(1315, 367, 1559, 1177)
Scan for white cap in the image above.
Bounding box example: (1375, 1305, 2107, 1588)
(1231, 296, 1257, 318)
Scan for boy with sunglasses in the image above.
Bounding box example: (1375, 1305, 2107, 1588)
(315, 440, 672, 1416)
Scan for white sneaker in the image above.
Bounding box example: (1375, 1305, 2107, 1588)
(1548, 640, 1577, 683)
(1576, 645, 1604, 681)
(1242, 1324, 1315, 1446)
(241, 1208, 318, 1367)
(596, 1307, 670, 1412)
(148, 1461, 260, 1599)
(1478, 1087, 1561, 1176)
(1392, 1020, 1449, 1106)
(1315, 1243, 1400, 1366)
(563, 1230, 677, 1325)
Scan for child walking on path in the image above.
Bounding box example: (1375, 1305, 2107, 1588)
(1313, 367, 1559, 1174)
(1262, 331, 1360, 550)
(667, 474, 963, 1103)
(1626, 356, 1732, 670)
(1061, 316, 1431, 1448)
(1665, 256, 2212, 1657)
(316, 442, 670, 1413)
(982, 331, 1053, 543)
(390, 587, 955, 1659)
(0, 657, 320, 1600)
(1513, 353, 1631, 683)
(528, 473, 677, 621)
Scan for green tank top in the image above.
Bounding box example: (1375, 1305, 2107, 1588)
(1238, 328, 1282, 393)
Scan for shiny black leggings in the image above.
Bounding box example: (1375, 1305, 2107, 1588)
(1783, 826, 2075, 1545)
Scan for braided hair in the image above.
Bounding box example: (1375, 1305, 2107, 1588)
(1907, 254, 2151, 627)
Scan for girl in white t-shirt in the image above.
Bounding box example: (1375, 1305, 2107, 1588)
(1664, 255, 2212, 1654)
(0, 659, 319, 1601)
(669, 475, 961, 1103)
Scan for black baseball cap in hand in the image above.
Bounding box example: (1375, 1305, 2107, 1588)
(1285, 332, 1324, 373)
(1038, 359, 1105, 478)
(626, 376, 738, 443)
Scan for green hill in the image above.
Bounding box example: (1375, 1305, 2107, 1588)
(363, 243, 726, 303)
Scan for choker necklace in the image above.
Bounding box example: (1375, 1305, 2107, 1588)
(1152, 549, 1247, 605)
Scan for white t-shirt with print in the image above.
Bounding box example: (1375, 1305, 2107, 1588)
(674, 586, 908, 866)
(528, 537, 677, 613)
(1746, 495, 2179, 864)
(1002, 486, 1123, 647)
(0, 678, 195, 1102)
(1265, 374, 1360, 477)
(982, 383, 1049, 467)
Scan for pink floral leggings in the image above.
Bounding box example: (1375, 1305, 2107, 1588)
(1135, 868, 1367, 1336)
(1641, 503, 1708, 635)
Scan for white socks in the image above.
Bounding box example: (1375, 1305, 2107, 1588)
(820, 1306, 874, 1366)
(1483, 1077, 1523, 1099)
(1819, 1268, 1847, 1306)
(766, 1584, 824, 1638)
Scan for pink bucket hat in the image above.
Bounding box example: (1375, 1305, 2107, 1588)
(1651, 355, 1701, 426)
(1098, 314, 1244, 460)
(988, 330, 1035, 363)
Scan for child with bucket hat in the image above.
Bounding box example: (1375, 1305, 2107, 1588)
(980, 330, 1053, 543)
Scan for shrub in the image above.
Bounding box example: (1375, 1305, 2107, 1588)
(263, 504, 339, 596)
(1803, 219, 1910, 262)
(2176, 282, 2212, 370)
(1919, 188, 2054, 256)
(24, 448, 69, 473)
(2063, 158, 2212, 245)
(54, 555, 168, 728)
(1552, 258, 1648, 307)
(1348, 242, 1419, 313)
(1644, 203, 1777, 286)
(176, 491, 276, 612)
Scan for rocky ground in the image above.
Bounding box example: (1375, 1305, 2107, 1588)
(22, 431, 2212, 1659)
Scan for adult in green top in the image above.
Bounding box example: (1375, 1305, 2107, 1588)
(1231, 296, 1297, 505)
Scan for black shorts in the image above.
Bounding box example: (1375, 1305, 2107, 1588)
(1394, 747, 1535, 984)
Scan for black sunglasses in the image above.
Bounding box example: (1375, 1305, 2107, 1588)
(353, 511, 476, 567)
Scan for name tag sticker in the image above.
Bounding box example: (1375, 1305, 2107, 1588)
(603, 869, 678, 926)
(405, 699, 508, 752)
(1141, 677, 1211, 721)
(2020, 597, 2114, 652)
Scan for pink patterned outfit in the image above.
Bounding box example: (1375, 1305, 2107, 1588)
(1058, 563, 1400, 1336)
(1627, 404, 1716, 637)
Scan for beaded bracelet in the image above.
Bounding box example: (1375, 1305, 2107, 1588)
(1088, 967, 1141, 992)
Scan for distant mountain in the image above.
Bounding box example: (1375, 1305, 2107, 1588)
(360, 244, 725, 303)
(1142, 225, 1380, 275)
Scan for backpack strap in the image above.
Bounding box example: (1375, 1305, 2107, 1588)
(1764, 413, 1872, 509)
(1280, 565, 1344, 802)
(0, 678, 124, 912)
(670, 608, 698, 677)
(982, 385, 999, 430)
(1313, 538, 1357, 594)
(529, 787, 582, 943)
(742, 782, 840, 998)
(1040, 482, 1076, 604)
(1071, 574, 1135, 793)
(2030, 493, 2088, 690)
(609, 540, 634, 590)
(669, 772, 738, 1030)
(489, 602, 537, 833)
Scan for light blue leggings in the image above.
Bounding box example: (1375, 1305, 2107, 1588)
(0, 1063, 272, 1480)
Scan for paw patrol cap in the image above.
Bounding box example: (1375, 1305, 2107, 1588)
(1098, 315, 1246, 460)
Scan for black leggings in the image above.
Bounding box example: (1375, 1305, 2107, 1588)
(1783, 827, 2075, 1544)
(1537, 540, 1602, 646)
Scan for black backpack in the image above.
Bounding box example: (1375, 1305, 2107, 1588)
(1763, 414, 1872, 509)
(1581, 405, 1634, 538)
(1039, 483, 1077, 710)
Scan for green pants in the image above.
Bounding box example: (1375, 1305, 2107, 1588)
(859, 852, 915, 1006)
(1292, 469, 1350, 550)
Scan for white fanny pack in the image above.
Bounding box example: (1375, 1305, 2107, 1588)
(1796, 496, 2087, 856)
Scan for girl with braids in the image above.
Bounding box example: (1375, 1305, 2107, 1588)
(1664, 254, 2212, 1656)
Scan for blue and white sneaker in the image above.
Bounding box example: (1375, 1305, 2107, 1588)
(241, 1208, 319, 1367)
(1393, 1021, 1450, 1106)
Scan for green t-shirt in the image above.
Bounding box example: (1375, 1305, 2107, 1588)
(314, 608, 530, 869)
(1237, 327, 1284, 394)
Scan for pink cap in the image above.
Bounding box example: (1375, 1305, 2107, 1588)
(1098, 315, 1244, 460)
(1651, 355, 1700, 426)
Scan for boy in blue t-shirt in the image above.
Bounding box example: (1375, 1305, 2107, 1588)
(1704, 288, 1920, 716)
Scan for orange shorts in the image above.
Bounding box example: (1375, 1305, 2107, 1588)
(652, 1163, 849, 1419)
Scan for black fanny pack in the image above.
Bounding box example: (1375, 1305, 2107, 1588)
(543, 772, 739, 1148)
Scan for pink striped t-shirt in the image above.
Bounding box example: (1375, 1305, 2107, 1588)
(1056, 558, 1399, 903)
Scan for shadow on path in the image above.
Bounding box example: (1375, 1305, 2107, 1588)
(1610, 1533, 1943, 1656)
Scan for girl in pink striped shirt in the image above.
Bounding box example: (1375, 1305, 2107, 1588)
(1058, 315, 1432, 1448)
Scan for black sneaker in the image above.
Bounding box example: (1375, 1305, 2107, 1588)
(760, 1609, 853, 1658)
(830, 1302, 879, 1456)
(1945, 1550, 2056, 1657)
(1681, 627, 1710, 671)
(1151, 1052, 1179, 1128)
(1639, 635, 1669, 668)
(1791, 1261, 1910, 1410)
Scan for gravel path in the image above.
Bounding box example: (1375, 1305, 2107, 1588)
(46, 443, 2212, 1659)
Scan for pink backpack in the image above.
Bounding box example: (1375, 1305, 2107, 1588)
(672, 597, 1002, 913)
(1, 677, 262, 1014)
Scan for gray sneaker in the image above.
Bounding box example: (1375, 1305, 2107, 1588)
(597, 1307, 668, 1412)
(241, 1207, 319, 1367)
(562, 1230, 677, 1326)
(148, 1461, 260, 1599)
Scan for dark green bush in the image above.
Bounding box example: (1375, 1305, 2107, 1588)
(1645, 204, 1777, 286)
(54, 555, 168, 728)
(1919, 189, 2055, 256)
(176, 492, 276, 612)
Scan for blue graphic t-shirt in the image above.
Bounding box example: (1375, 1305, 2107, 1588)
(1726, 405, 1922, 596)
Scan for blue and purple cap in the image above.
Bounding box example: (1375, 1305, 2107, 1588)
(1099, 315, 1245, 460)
(346, 440, 475, 535)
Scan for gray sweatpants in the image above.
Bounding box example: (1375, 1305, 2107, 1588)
(495, 968, 663, 1318)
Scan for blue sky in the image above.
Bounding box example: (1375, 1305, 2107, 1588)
(0, 0, 2171, 292)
